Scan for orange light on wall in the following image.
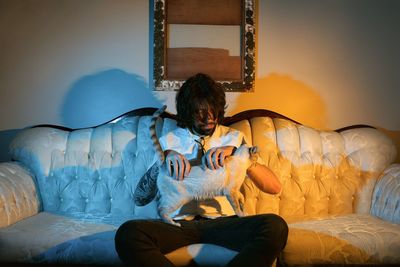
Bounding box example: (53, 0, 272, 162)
(227, 74, 328, 130)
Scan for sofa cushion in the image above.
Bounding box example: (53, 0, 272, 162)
(282, 214, 400, 265)
(0, 212, 120, 263)
(33, 230, 122, 265)
(3, 212, 397, 265)
(0, 212, 238, 266)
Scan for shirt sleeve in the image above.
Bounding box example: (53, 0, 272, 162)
(159, 127, 196, 156)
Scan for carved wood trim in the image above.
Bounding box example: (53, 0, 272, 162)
(31, 108, 376, 133)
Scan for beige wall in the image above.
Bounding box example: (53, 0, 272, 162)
(1, 0, 399, 161)
(0, 0, 150, 129)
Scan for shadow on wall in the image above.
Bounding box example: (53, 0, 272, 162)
(61, 69, 161, 129)
(228, 73, 328, 130)
(0, 129, 20, 162)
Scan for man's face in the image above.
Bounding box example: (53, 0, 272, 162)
(192, 107, 217, 136)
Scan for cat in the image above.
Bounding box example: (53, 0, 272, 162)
(149, 105, 257, 226)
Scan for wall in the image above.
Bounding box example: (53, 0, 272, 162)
(1, 0, 399, 162)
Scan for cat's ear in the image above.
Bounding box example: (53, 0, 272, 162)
(158, 105, 167, 114)
(250, 146, 258, 155)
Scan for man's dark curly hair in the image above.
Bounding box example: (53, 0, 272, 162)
(176, 73, 226, 129)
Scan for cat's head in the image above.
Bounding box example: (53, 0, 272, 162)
(232, 145, 258, 168)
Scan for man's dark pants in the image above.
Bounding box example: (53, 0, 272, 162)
(115, 214, 288, 267)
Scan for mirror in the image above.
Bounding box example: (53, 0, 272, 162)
(153, 0, 255, 92)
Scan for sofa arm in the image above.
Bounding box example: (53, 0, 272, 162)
(0, 162, 40, 227)
(370, 163, 400, 224)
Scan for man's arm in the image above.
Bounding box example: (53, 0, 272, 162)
(246, 163, 281, 194)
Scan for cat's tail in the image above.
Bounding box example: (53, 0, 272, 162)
(150, 105, 167, 164)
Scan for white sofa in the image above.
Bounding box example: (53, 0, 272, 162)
(0, 108, 399, 266)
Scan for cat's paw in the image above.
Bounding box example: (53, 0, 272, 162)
(161, 214, 181, 227)
(236, 210, 246, 217)
(165, 220, 181, 227)
(171, 221, 181, 227)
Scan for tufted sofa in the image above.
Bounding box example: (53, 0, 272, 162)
(0, 108, 399, 266)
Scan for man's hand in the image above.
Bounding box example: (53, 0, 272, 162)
(202, 146, 236, 170)
(164, 150, 191, 181)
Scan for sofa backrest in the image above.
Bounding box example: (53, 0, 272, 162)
(10, 114, 158, 217)
(9, 109, 397, 220)
(227, 115, 397, 221)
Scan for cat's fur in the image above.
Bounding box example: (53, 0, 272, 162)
(150, 105, 255, 226)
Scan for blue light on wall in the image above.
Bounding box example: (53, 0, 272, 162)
(61, 69, 161, 129)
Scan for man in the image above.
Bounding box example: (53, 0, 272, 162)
(115, 73, 288, 267)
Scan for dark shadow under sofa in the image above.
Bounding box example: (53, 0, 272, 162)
(0, 108, 399, 266)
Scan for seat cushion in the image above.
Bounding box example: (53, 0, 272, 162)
(0, 212, 121, 264)
(282, 214, 400, 265)
(0, 212, 237, 266)
(2, 212, 398, 265)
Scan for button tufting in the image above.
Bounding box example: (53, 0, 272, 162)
(110, 197, 113, 202)
(85, 198, 89, 203)
(98, 176, 102, 181)
(75, 175, 79, 180)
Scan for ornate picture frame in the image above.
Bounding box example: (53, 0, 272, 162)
(153, 0, 255, 92)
